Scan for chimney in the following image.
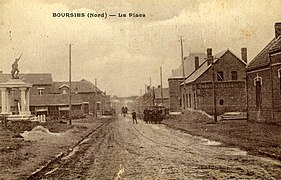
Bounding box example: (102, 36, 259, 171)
(275, 22, 281, 38)
(195, 56, 199, 70)
(207, 48, 213, 65)
(241, 48, 247, 64)
(207, 48, 212, 59)
(157, 85, 161, 88)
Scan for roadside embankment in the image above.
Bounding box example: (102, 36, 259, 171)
(162, 109, 281, 160)
(0, 117, 104, 179)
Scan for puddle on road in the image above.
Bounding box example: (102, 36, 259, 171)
(199, 137, 247, 156)
(202, 140, 222, 146)
(225, 148, 247, 156)
(200, 138, 222, 146)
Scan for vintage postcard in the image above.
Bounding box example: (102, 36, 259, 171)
(0, 0, 280, 179)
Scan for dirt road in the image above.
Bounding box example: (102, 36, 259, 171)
(40, 115, 281, 179)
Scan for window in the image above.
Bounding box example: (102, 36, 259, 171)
(182, 94, 185, 108)
(254, 76, 262, 86)
(217, 71, 224, 81)
(254, 75, 262, 109)
(279, 69, 281, 95)
(179, 97, 182, 107)
(62, 89, 67, 94)
(74, 87, 79, 94)
(219, 99, 224, 105)
(255, 81, 262, 110)
(231, 71, 238, 80)
(97, 102, 101, 111)
(185, 94, 188, 108)
(37, 88, 44, 96)
(193, 93, 196, 109)
(189, 94, 191, 108)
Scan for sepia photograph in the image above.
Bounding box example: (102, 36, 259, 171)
(0, 0, 281, 179)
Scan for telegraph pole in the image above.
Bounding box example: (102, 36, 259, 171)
(160, 67, 163, 105)
(212, 66, 217, 122)
(152, 86, 155, 107)
(95, 78, 97, 117)
(180, 36, 186, 109)
(145, 84, 147, 93)
(69, 44, 72, 125)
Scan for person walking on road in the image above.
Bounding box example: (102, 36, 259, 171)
(132, 110, 137, 124)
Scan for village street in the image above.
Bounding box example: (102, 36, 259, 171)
(37, 115, 281, 180)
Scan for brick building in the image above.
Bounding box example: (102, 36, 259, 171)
(30, 94, 86, 117)
(168, 53, 206, 112)
(246, 22, 281, 124)
(52, 79, 107, 115)
(0, 72, 107, 117)
(181, 48, 247, 115)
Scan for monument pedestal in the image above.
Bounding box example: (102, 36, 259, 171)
(0, 79, 33, 121)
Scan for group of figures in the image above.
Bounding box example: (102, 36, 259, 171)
(143, 107, 165, 124)
(121, 106, 128, 117)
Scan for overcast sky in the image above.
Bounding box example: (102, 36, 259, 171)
(0, 0, 280, 96)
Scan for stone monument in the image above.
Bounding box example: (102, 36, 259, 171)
(11, 53, 22, 79)
(0, 54, 33, 121)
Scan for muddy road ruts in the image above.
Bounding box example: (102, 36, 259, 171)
(31, 115, 281, 179)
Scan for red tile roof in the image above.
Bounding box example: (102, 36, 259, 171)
(52, 79, 101, 93)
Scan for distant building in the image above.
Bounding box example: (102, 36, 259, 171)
(181, 48, 247, 115)
(111, 96, 139, 114)
(246, 22, 281, 124)
(104, 95, 112, 112)
(168, 53, 206, 112)
(139, 86, 169, 112)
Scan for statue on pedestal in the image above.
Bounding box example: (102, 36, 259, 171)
(11, 53, 22, 79)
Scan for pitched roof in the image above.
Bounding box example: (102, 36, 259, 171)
(52, 79, 101, 93)
(30, 94, 83, 106)
(247, 37, 281, 71)
(143, 87, 169, 100)
(270, 36, 281, 53)
(183, 60, 210, 84)
(182, 49, 245, 84)
(170, 53, 206, 79)
(0, 73, 53, 85)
